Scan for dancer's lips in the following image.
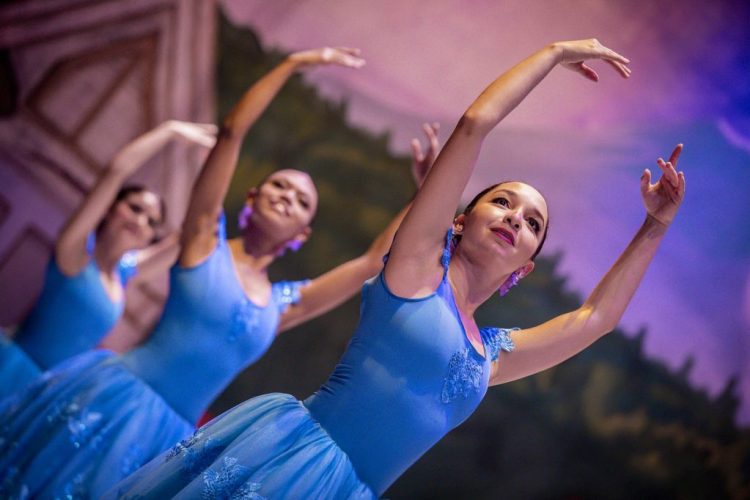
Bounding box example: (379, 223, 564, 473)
(269, 200, 290, 217)
(491, 227, 515, 246)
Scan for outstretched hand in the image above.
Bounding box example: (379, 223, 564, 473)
(288, 47, 365, 69)
(165, 120, 218, 149)
(641, 144, 686, 226)
(410, 122, 440, 187)
(554, 38, 630, 81)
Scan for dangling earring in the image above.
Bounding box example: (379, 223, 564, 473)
(498, 271, 521, 297)
(237, 205, 253, 229)
(276, 239, 303, 257)
(286, 239, 303, 253)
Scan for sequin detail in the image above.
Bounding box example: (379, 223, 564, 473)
(272, 280, 309, 313)
(166, 430, 222, 479)
(228, 301, 261, 343)
(441, 228, 453, 270)
(441, 347, 483, 403)
(59, 471, 90, 499)
(480, 327, 518, 361)
(67, 409, 103, 448)
(202, 456, 265, 499)
(118, 251, 139, 285)
(166, 430, 203, 461)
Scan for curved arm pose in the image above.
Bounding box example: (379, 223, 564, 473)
(107, 39, 684, 500)
(0, 47, 437, 499)
(176, 46, 394, 333)
(0, 120, 215, 394)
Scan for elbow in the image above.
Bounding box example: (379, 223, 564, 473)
(457, 109, 493, 138)
(218, 119, 242, 142)
(363, 252, 385, 277)
(359, 250, 385, 279)
(580, 305, 618, 338)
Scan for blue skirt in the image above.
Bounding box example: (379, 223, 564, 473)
(0, 350, 193, 498)
(0, 335, 41, 402)
(109, 393, 376, 499)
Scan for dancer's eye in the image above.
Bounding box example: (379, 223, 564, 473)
(129, 203, 143, 214)
(528, 218, 540, 233)
(492, 197, 509, 207)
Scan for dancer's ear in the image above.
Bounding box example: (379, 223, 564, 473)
(517, 261, 535, 279)
(453, 214, 466, 235)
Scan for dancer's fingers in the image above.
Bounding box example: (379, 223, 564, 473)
(334, 46, 361, 56)
(657, 158, 679, 188)
(668, 143, 683, 168)
(640, 169, 651, 194)
(411, 138, 424, 163)
(423, 123, 439, 155)
(601, 46, 630, 65)
(579, 62, 600, 82)
(604, 59, 631, 78)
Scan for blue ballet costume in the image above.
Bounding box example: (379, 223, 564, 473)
(0, 238, 137, 400)
(110, 230, 518, 499)
(0, 216, 308, 498)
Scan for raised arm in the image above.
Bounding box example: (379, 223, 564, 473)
(55, 120, 217, 276)
(385, 40, 630, 298)
(490, 145, 686, 385)
(179, 47, 365, 267)
(278, 123, 440, 332)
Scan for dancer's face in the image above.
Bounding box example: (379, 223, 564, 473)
(457, 182, 548, 275)
(107, 191, 163, 250)
(251, 169, 318, 242)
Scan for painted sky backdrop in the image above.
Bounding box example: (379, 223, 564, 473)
(222, 0, 750, 422)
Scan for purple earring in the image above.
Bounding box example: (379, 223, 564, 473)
(276, 239, 303, 257)
(286, 239, 303, 253)
(498, 271, 520, 297)
(237, 205, 253, 229)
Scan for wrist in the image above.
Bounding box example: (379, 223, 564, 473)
(546, 43, 564, 64)
(285, 53, 307, 68)
(645, 213, 670, 232)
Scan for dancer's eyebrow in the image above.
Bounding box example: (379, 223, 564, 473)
(493, 188, 546, 228)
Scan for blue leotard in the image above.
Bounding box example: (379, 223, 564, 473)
(0, 216, 307, 498)
(110, 230, 517, 499)
(15, 253, 135, 367)
(120, 216, 308, 423)
(0, 240, 136, 399)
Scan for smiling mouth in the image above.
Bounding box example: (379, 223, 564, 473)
(270, 201, 289, 217)
(491, 227, 515, 246)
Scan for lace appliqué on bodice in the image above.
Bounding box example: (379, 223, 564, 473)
(228, 302, 261, 343)
(441, 348, 483, 403)
(203, 457, 265, 500)
(227, 281, 308, 343)
(441, 327, 518, 404)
